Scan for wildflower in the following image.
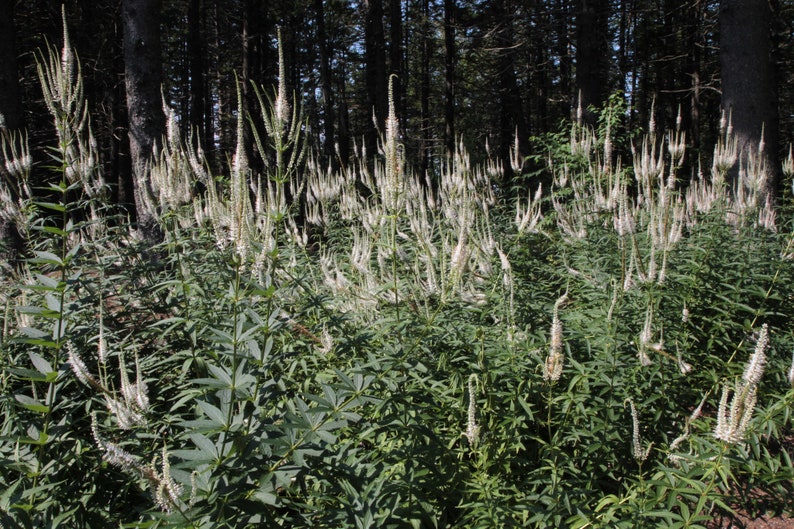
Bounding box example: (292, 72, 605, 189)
(637, 305, 661, 367)
(97, 309, 107, 365)
(465, 374, 480, 447)
(788, 349, 794, 388)
(543, 294, 567, 382)
(318, 326, 333, 355)
(713, 324, 766, 444)
(627, 399, 651, 462)
(742, 323, 768, 386)
(154, 443, 183, 513)
(105, 394, 145, 430)
(714, 379, 757, 445)
(515, 184, 543, 234)
(273, 28, 290, 132)
(133, 349, 150, 411)
(91, 413, 139, 472)
(67, 341, 102, 391)
(668, 393, 708, 464)
(675, 344, 692, 375)
(449, 232, 469, 283)
(119, 350, 136, 406)
(190, 471, 199, 507)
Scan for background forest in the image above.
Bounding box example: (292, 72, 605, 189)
(0, 0, 792, 214)
(3, 1, 794, 528)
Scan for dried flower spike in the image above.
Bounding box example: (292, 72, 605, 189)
(627, 399, 652, 462)
(788, 349, 794, 388)
(543, 293, 567, 382)
(714, 379, 757, 445)
(742, 323, 768, 386)
(465, 374, 480, 447)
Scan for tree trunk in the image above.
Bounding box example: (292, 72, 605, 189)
(364, 0, 388, 155)
(188, 0, 206, 148)
(555, 0, 572, 119)
(0, 0, 22, 132)
(337, 58, 351, 167)
(575, 0, 610, 123)
(389, 0, 404, 135)
(494, 0, 528, 180)
(418, 0, 431, 181)
(719, 0, 779, 198)
(528, 0, 549, 134)
(122, 0, 166, 242)
(443, 0, 456, 159)
(0, 0, 24, 267)
(315, 0, 336, 167)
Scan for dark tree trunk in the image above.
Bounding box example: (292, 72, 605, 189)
(389, 0, 404, 135)
(0, 0, 22, 132)
(316, 0, 336, 167)
(719, 0, 779, 198)
(113, 24, 133, 211)
(122, 0, 166, 241)
(685, 0, 704, 159)
(0, 0, 24, 266)
(419, 0, 431, 180)
(337, 58, 351, 167)
(528, 0, 549, 134)
(364, 0, 388, 154)
(188, 0, 206, 148)
(443, 0, 456, 159)
(575, 0, 610, 123)
(555, 0, 572, 119)
(494, 0, 528, 180)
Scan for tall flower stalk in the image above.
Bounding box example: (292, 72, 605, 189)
(714, 324, 767, 445)
(465, 374, 480, 448)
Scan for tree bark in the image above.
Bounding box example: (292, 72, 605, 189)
(364, 0, 388, 155)
(188, 0, 206, 148)
(122, 0, 166, 241)
(494, 0, 528, 180)
(389, 0, 404, 135)
(0, 0, 24, 267)
(719, 0, 780, 198)
(316, 0, 336, 167)
(555, 0, 572, 119)
(443, 0, 456, 159)
(419, 0, 430, 179)
(0, 0, 22, 132)
(575, 0, 610, 124)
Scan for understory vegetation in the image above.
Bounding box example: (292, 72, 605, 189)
(2, 25, 794, 529)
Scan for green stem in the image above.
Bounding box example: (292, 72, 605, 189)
(30, 183, 70, 508)
(221, 257, 242, 461)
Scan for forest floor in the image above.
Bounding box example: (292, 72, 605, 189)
(709, 513, 794, 528)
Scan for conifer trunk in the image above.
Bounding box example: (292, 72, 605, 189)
(719, 0, 780, 199)
(0, 0, 23, 267)
(121, 0, 166, 241)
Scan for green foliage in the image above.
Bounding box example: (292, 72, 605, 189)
(2, 24, 794, 529)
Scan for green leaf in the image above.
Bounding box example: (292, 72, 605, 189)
(33, 273, 60, 289)
(7, 367, 50, 382)
(30, 250, 64, 267)
(197, 400, 227, 427)
(28, 352, 55, 377)
(190, 433, 220, 459)
(35, 201, 66, 213)
(252, 489, 278, 506)
(207, 364, 232, 386)
(14, 394, 50, 414)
